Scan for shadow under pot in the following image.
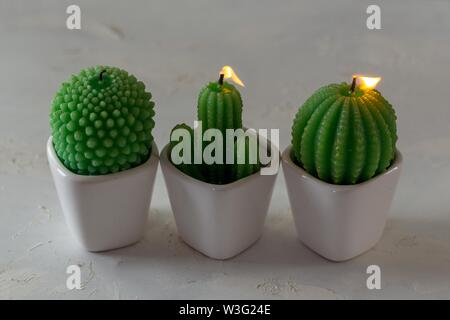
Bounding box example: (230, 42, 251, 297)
(160, 138, 279, 260)
(282, 145, 402, 262)
(47, 136, 159, 252)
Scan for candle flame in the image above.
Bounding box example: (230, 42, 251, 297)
(353, 75, 381, 91)
(220, 66, 245, 87)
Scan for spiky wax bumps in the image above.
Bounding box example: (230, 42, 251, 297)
(50, 66, 155, 175)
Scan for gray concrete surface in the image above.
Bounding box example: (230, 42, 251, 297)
(0, 0, 450, 299)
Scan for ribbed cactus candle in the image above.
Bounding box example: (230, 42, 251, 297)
(197, 77, 243, 134)
(170, 66, 260, 184)
(50, 66, 155, 175)
(291, 77, 397, 184)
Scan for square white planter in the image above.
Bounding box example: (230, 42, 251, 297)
(282, 145, 402, 261)
(160, 142, 278, 260)
(47, 136, 159, 252)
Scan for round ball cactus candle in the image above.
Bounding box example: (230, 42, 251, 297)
(50, 66, 155, 175)
(291, 76, 397, 184)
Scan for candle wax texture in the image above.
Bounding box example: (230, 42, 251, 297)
(50, 66, 155, 175)
(198, 81, 242, 134)
(170, 123, 204, 181)
(291, 82, 397, 184)
(170, 81, 260, 184)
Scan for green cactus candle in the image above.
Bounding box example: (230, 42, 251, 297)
(198, 73, 242, 184)
(197, 76, 243, 134)
(50, 66, 155, 175)
(170, 66, 260, 184)
(291, 77, 397, 185)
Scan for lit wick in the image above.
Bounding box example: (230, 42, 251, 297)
(350, 76, 357, 93)
(218, 73, 225, 85)
(218, 66, 244, 87)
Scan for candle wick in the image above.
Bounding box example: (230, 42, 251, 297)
(350, 76, 357, 93)
(218, 73, 224, 85)
(99, 70, 107, 81)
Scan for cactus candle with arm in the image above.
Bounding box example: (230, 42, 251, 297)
(170, 66, 260, 184)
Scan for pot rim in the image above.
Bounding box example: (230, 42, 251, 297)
(47, 136, 159, 184)
(282, 144, 402, 190)
(160, 132, 280, 191)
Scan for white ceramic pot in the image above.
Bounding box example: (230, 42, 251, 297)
(160, 140, 279, 260)
(47, 137, 159, 252)
(282, 145, 402, 262)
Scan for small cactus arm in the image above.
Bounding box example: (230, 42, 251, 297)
(169, 124, 206, 182)
(231, 134, 261, 181)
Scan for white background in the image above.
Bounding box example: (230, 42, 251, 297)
(0, 0, 449, 299)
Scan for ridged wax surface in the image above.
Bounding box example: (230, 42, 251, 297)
(291, 82, 397, 185)
(197, 81, 243, 133)
(170, 80, 260, 185)
(50, 66, 155, 175)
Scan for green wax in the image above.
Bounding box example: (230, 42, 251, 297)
(291, 82, 397, 185)
(50, 66, 155, 175)
(170, 123, 261, 185)
(197, 81, 242, 134)
(169, 80, 261, 184)
(198, 80, 240, 183)
(169, 123, 205, 182)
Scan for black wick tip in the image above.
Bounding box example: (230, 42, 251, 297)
(218, 73, 224, 85)
(99, 70, 107, 81)
(350, 76, 357, 93)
